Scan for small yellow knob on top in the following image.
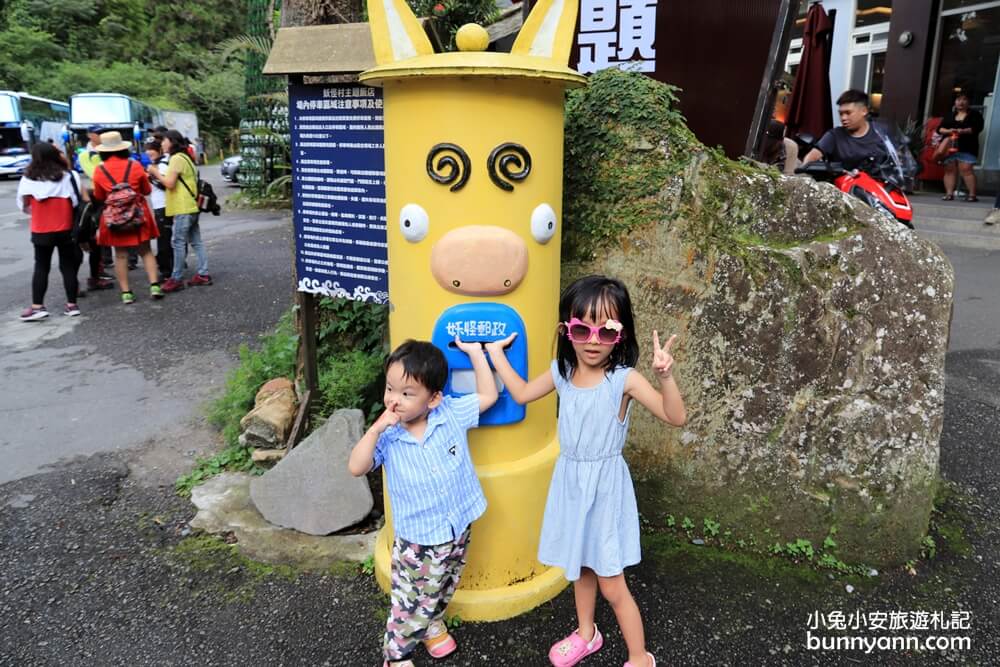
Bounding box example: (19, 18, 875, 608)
(455, 23, 490, 52)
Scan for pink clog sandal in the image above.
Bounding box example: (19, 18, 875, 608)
(549, 625, 604, 666)
(623, 652, 656, 667)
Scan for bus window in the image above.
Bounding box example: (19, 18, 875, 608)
(0, 94, 17, 124)
(71, 96, 131, 125)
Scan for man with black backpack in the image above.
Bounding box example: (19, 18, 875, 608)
(148, 130, 212, 292)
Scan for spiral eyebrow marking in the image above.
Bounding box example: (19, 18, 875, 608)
(426, 143, 471, 192)
(487, 143, 531, 192)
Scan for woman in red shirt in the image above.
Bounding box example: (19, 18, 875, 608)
(91, 131, 162, 304)
(16, 143, 84, 321)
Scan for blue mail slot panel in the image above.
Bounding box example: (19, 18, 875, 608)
(431, 303, 527, 426)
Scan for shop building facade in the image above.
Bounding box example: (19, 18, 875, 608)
(785, 0, 1000, 186)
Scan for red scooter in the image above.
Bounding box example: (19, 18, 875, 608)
(795, 158, 913, 228)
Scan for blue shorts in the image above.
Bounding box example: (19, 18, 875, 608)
(942, 152, 977, 165)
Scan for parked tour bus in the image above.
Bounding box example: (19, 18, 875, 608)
(0, 90, 70, 177)
(69, 93, 201, 164)
(69, 92, 161, 149)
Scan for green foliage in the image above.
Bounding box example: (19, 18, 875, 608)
(175, 443, 261, 497)
(563, 69, 696, 262)
(316, 350, 385, 418)
(920, 535, 937, 560)
(177, 299, 390, 494)
(315, 297, 390, 424)
(0, 26, 68, 90)
(207, 312, 298, 447)
(0, 0, 246, 145)
(661, 514, 870, 576)
(406, 0, 499, 51)
(784, 538, 814, 561)
(317, 297, 390, 356)
(360, 554, 376, 576)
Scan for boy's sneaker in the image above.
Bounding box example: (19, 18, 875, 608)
(87, 277, 114, 290)
(64, 304, 81, 317)
(19, 306, 48, 321)
(150, 284, 165, 300)
(187, 273, 213, 286)
(984, 208, 1000, 226)
(121, 291, 136, 305)
(424, 620, 457, 658)
(161, 278, 185, 293)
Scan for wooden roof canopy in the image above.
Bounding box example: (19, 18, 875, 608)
(263, 23, 378, 75)
(263, 7, 525, 76)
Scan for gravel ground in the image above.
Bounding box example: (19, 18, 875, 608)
(1, 207, 997, 665)
(1, 350, 996, 666)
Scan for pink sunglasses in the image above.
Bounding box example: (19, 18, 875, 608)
(562, 317, 623, 345)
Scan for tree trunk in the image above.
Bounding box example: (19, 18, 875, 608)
(281, 0, 362, 27)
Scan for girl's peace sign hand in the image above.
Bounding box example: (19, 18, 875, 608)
(652, 330, 677, 379)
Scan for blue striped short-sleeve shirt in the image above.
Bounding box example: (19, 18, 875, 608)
(372, 393, 486, 545)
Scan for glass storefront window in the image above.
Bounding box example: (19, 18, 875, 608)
(931, 6, 1000, 114)
(943, 0, 997, 9)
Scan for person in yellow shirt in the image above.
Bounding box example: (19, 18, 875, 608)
(76, 126, 105, 179)
(148, 130, 211, 292)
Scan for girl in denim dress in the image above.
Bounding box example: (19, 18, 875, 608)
(489, 275, 687, 667)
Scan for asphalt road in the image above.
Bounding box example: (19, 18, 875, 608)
(0, 169, 293, 485)
(1, 189, 998, 665)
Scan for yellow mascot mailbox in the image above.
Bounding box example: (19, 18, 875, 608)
(361, 0, 585, 620)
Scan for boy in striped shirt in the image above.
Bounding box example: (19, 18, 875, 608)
(349, 338, 498, 667)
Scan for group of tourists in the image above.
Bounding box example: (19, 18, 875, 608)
(17, 125, 212, 321)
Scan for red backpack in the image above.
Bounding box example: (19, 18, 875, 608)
(99, 161, 144, 231)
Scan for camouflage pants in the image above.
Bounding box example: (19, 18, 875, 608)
(383, 528, 471, 662)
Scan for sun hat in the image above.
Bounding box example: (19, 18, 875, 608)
(96, 131, 131, 152)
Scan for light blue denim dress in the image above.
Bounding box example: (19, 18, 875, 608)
(537, 361, 641, 581)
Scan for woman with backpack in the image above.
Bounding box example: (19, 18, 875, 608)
(16, 142, 84, 321)
(91, 131, 162, 304)
(149, 130, 211, 293)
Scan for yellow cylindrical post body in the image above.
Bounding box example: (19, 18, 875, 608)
(360, 0, 585, 620)
(373, 76, 568, 620)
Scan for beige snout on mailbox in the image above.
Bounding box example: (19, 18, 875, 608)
(430, 225, 528, 296)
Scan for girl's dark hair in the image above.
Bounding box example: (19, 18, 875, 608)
(556, 275, 639, 379)
(385, 339, 448, 394)
(24, 142, 68, 182)
(162, 130, 188, 154)
(100, 148, 131, 161)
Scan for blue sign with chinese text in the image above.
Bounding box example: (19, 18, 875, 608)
(290, 83, 388, 303)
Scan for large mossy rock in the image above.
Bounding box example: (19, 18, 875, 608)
(562, 70, 954, 565)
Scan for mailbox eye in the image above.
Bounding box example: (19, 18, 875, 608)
(530, 203, 557, 244)
(399, 204, 430, 243)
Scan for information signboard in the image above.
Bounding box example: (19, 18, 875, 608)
(289, 83, 388, 303)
